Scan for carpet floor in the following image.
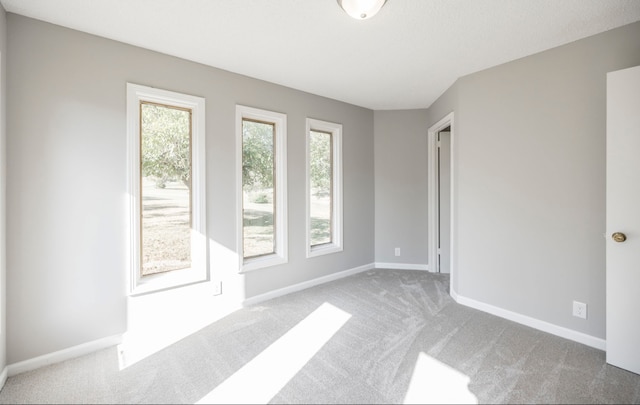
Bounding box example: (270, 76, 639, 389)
(0, 269, 639, 404)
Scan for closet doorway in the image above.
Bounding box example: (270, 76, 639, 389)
(427, 113, 454, 291)
(437, 128, 451, 273)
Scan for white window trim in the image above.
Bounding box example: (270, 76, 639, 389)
(126, 83, 207, 295)
(236, 105, 288, 272)
(306, 118, 343, 258)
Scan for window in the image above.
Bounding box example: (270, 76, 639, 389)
(127, 83, 206, 294)
(306, 118, 343, 257)
(237, 105, 287, 271)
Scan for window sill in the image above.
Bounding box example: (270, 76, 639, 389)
(240, 253, 287, 273)
(307, 243, 343, 259)
(131, 267, 208, 296)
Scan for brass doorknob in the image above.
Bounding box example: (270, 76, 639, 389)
(612, 232, 627, 243)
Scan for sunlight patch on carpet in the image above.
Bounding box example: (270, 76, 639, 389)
(196, 302, 351, 404)
(117, 279, 241, 370)
(403, 352, 478, 404)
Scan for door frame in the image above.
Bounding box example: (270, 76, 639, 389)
(427, 112, 455, 292)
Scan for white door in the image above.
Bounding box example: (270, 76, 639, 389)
(606, 65, 640, 375)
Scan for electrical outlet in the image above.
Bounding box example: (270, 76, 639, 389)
(573, 301, 587, 319)
(395, 248, 401, 256)
(213, 281, 222, 296)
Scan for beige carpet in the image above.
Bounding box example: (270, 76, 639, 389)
(0, 269, 639, 404)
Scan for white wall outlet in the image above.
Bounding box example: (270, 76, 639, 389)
(573, 301, 587, 319)
(213, 281, 222, 296)
(395, 248, 401, 256)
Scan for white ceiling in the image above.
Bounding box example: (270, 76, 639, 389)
(2, 0, 640, 110)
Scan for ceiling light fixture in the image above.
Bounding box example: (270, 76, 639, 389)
(337, 0, 387, 20)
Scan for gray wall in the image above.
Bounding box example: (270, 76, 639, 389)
(426, 81, 459, 128)
(374, 110, 428, 266)
(6, 10, 639, 366)
(0, 3, 6, 375)
(426, 21, 640, 339)
(6, 14, 374, 364)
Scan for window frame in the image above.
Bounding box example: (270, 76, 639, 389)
(236, 105, 288, 272)
(306, 118, 343, 258)
(127, 83, 207, 295)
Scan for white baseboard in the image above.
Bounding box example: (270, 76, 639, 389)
(7, 334, 123, 377)
(454, 294, 606, 351)
(449, 285, 459, 301)
(242, 262, 375, 307)
(4, 265, 605, 381)
(0, 366, 7, 391)
(375, 262, 429, 271)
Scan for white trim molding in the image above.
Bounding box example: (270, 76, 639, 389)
(427, 112, 455, 292)
(0, 366, 7, 390)
(374, 262, 429, 271)
(7, 334, 123, 377)
(305, 118, 343, 258)
(236, 105, 288, 272)
(455, 294, 606, 350)
(126, 83, 208, 295)
(242, 263, 374, 307)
